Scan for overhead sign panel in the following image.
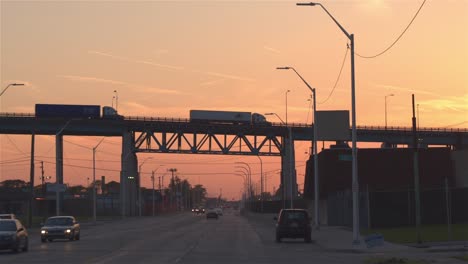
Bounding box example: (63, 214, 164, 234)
(316, 110, 350, 141)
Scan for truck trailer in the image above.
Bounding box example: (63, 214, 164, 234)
(189, 110, 268, 125)
(35, 104, 121, 119)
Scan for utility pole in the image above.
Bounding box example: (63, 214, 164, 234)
(28, 132, 35, 228)
(412, 94, 422, 244)
(151, 171, 155, 217)
(40, 161, 45, 191)
(158, 176, 162, 213)
(168, 168, 177, 211)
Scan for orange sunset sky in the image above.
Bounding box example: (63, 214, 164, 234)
(1, 0, 467, 199)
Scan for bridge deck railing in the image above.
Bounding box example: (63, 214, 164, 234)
(0, 112, 467, 133)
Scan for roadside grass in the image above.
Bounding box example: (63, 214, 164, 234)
(453, 255, 468, 262)
(363, 257, 431, 264)
(362, 224, 468, 244)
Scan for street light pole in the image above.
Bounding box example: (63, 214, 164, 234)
(92, 137, 106, 224)
(277, 66, 320, 228)
(297, 1, 359, 243)
(0, 83, 24, 97)
(286, 90, 291, 125)
(235, 166, 251, 200)
(385, 94, 394, 129)
(151, 165, 163, 217)
(256, 155, 264, 213)
(151, 171, 155, 217)
(168, 168, 177, 211)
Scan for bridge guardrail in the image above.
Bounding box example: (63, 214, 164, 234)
(0, 113, 466, 133)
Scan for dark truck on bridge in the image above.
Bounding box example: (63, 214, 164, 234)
(35, 104, 122, 119)
(190, 110, 269, 125)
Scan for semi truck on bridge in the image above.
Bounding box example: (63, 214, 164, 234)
(35, 104, 121, 119)
(190, 110, 269, 125)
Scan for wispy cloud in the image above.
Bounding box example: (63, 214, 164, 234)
(194, 70, 255, 82)
(89, 50, 184, 71)
(60, 75, 127, 86)
(421, 94, 468, 113)
(139, 87, 183, 95)
(264, 45, 280, 54)
(199, 79, 225, 87)
(59, 75, 183, 95)
(135, 60, 184, 70)
(88, 50, 129, 62)
(374, 84, 441, 97)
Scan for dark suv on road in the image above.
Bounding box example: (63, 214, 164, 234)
(41, 216, 80, 242)
(274, 209, 311, 243)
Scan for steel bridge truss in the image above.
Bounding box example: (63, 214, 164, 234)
(134, 130, 284, 156)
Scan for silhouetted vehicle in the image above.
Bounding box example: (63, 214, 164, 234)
(0, 219, 28, 252)
(206, 209, 218, 219)
(274, 209, 311, 243)
(0, 214, 16, 219)
(40, 216, 80, 242)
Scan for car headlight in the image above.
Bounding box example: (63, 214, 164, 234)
(41, 230, 47, 234)
(65, 229, 71, 233)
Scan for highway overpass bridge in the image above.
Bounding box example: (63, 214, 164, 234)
(1, 113, 467, 216)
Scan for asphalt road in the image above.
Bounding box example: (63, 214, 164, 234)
(0, 210, 463, 264)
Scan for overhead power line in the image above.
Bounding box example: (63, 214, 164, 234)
(318, 45, 349, 105)
(356, 0, 427, 59)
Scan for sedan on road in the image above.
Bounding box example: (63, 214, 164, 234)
(41, 216, 80, 242)
(206, 209, 219, 219)
(274, 209, 312, 243)
(0, 219, 28, 252)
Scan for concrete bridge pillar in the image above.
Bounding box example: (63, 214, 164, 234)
(281, 128, 297, 208)
(121, 131, 138, 216)
(55, 134, 64, 215)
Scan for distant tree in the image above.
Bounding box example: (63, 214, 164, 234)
(106, 181, 120, 194)
(191, 184, 207, 206)
(0, 179, 28, 190)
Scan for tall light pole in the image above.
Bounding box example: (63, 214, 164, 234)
(277, 66, 320, 228)
(256, 155, 264, 213)
(235, 171, 249, 210)
(92, 137, 106, 224)
(286, 90, 291, 125)
(0, 83, 24, 97)
(151, 171, 156, 217)
(297, 1, 360, 244)
(167, 168, 177, 210)
(235, 166, 251, 201)
(151, 165, 164, 216)
(138, 157, 152, 216)
(296, 2, 360, 244)
(235, 162, 252, 200)
(385, 94, 394, 129)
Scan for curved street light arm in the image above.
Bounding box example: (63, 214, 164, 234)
(290, 67, 315, 94)
(0, 83, 24, 97)
(297, 2, 350, 39)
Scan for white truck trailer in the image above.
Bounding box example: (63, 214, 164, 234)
(189, 110, 268, 125)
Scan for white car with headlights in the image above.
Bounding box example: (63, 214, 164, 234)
(40, 216, 80, 242)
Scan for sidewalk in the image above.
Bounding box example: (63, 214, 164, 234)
(312, 226, 413, 253)
(245, 212, 468, 254)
